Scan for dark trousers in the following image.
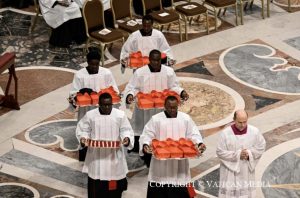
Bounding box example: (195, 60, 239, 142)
(79, 146, 87, 161)
(50, 18, 86, 48)
(147, 182, 192, 198)
(88, 177, 127, 198)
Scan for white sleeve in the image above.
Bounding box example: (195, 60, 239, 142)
(69, 73, 82, 97)
(119, 114, 135, 150)
(247, 131, 266, 172)
(186, 116, 203, 144)
(139, 117, 156, 156)
(123, 72, 141, 97)
(106, 71, 120, 94)
(76, 114, 91, 142)
(216, 132, 242, 173)
(120, 33, 135, 61)
(158, 32, 173, 59)
(168, 69, 184, 94)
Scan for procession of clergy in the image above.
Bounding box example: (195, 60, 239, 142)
(38, 0, 266, 197)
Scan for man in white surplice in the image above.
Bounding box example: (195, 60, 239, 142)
(120, 14, 175, 71)
(39, 0, 86, 47)
(70, 50, 119, 161)
(216, 110, 266, 198)
(140, 96, 206, 198)
(69, 50, 119, 120)
(124, 49, 189, 154)
(76, 93, 134, 198)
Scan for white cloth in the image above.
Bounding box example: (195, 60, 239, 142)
(123, 65, 184, 135)
(120, 29, 173, 60)
(76, 108, 134, 180)
(139, 111, 203, 185)
(69, 67, 119, 97)
(39, 0, 82, 28)
(74, 0, 110, 10)
(216, 125, 266, 198)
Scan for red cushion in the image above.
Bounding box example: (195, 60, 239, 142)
(0, 53, 15, 68)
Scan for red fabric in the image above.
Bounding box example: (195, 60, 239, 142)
(0, 52, 15, 68)
(108, 180, 117, 190)
(187, 184, 196, 198)
(231, 124, 247, 135)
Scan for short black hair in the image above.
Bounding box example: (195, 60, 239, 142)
(149, 49, 161, 58)
(142, 14, 154, 24)
(87, 50, 101, 62)
(164, 95, 179, 105)
(99, 92, 112, 104)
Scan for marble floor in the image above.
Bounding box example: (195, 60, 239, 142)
(0, 1, 300, 197)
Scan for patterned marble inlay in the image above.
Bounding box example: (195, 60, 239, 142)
(178, 80, 235, 126)
(176, 60, 213, 76)
(0, 10, 117, 69)
(0, 150, 88, 188)
(194, 168, 220, 197)
(124, 151, 146, 171)
(0, 183, 36, 198)
(220, 44, 300, 95)
(252, 95, 281, 110)
(262, 147, 300, 198)
(0, 172, 76, 197)
(285, 36, 300, 51)
(25, 120, 79, 151)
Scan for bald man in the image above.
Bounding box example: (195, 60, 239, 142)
(216, 110, 266, 198)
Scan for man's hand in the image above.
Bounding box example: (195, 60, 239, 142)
(240, 149, 249, 160)
(121, 58, 128, 66)
(68, 95, 77, 108)
(122, 137, 130, 147)
(198, 143, 206, 155)
(181, 90, 189, 101)
(143, 144, 153, 154)
(80, 137, 88, 147)
(168, 59, 176, 66)
(126, 94, 134, 104)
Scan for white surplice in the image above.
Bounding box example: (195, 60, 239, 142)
(139, 111, 203, 185)
(123, 65, 184, 135)
(39, 0, 82, 28)
(73, 0, 110, 10)
(70, 67, 119, 120)
(70, 67, 119, 96)
(216, 125, 266, 198)
(76, 108, 134, 180)
(120, 29, 173, 61)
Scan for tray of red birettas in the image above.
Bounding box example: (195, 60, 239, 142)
(127, 51, 167, 69)
(76, 86, 120, 107)
(137, 89, 180, 109)
(152, 138, 200, 160)
(86, 139, 121, 148)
